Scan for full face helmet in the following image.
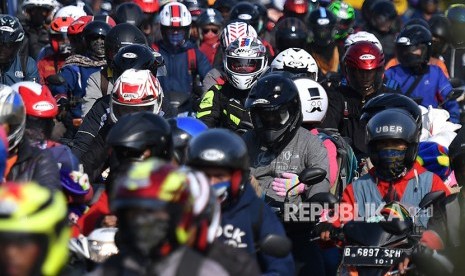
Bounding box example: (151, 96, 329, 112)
(270, 48, 318, 81)
(395, 24, 432, 73)
(220, 21, 257, 51)
(245, 73, 302, 150)
(308, 7, 337, 47)
(367, 0, 398, 34)
(0, 15, 25, 65)
(328, 1, 355, 40)
(446, 4, 465, 48)
(229, 2, 260, 32)
(428, 15, 451, 58)
(274, 17, 308, 53)
(223, 36, 267, 90)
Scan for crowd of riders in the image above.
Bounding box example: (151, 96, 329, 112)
(0, 0, 465, 275)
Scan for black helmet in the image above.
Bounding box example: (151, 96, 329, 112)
(186, 128, 249, 205)
(229, 2, 260, 32)
(404, 18, 430, 30)
(361, 93, 422, 130)
(368, 0, 397, 33)
(428, 15, 450, 58)
(419, 0, 438, 14)
(168, 117, 208, 164)
(197, 8, 224, 28)
(213, 0, 238, 21)
(106, 111, 173, 161)
(395, 24, 432, 71)
(366, 108, 420, 173)
(245, 73, 302, 150)
(275, 17, 308, 53)
(115, 2, 144, 26)
(112, 44, 165, 80)
(308, 7, 337, 47)
(83, 20, 112, 59)
(104, 23, 147, 64)
(182, 0, 206, 22)
(253, 2, 268, 34)
(448, 126, 465, 185)
(361, 0, 380, 23)
(446, 4, 465, 47)
(0, 15, 25, 64)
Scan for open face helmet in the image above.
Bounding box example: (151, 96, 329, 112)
(49, 16, 73, 54)
(223, 36, 267, 90)
(270, 48, 318, 81)
(0, 15, 25, 65)
(83, 20, 112, 60)
(159, 2, 192, 47)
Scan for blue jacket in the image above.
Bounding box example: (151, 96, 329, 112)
(156, 41, 211, 95)
(217, 183, 295, 276)
(51, 61, 104, 118)
(0, 54, 39, 85)
(385, 64, 460, 123)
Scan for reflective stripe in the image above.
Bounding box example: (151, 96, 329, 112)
(229, 114, 241, 125)
(197, 110, 211, 117)
(199, 90, 214, 109)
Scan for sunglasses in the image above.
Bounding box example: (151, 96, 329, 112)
(202, 27, 219, 35)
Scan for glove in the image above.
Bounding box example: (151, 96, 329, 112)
(272, 172, 305, 197)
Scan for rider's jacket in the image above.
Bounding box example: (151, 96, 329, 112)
(0, 54, 39, 85)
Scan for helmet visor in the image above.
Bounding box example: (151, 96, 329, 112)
(251, 106, 291, 130)
(112, 103, 156, 120)
(397, 44, 428, 67)
(226, 56, 263, 74)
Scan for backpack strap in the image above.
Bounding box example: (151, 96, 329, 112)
(187, 48, 197, 75)
(175, 248, 203, 276)
(405, 75, 423, 98)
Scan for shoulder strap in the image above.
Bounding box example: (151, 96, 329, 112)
(187, 48, 197, 74)
(405, 75, 423, 98)
(176, 248, 203, 276)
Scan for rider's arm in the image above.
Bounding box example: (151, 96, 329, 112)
(196, 85, 222, 128)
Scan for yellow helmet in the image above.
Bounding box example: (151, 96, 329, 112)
(0, 182, 69, 275)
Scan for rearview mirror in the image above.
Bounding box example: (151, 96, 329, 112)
(259, 234, 292, 258)
(299, 168, 327, 186)
(419, 191, 446, 210)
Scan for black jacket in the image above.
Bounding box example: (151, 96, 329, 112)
(7, 139, 60, 190)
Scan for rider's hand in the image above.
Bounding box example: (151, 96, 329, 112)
(313, 222, 335, 241)
(398, 257, 410, 275)
(272, 172, 304, 197)
(102, 215, 118, 227)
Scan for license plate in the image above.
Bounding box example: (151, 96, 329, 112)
(342, 246, 409, 267)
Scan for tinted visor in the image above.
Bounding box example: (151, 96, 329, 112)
(113, 104, 154, 120)
(251, 105, 290, 130)
(226, 56, 263, 74)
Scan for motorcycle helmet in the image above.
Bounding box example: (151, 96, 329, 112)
(446, 4, 465, 47)
(22, 0, 56, 26)
(168, 117, 208, 164)
(229, 2, 260, 32)
(344, 31, 383, 52)
(83, 20, 112, 60)
(328, 0, 355, 40)
(449, 126, 465, 185)
(223, 36, 267, 90)
(343, 41, 385, 97)
(366, 108, 420, 178)
(367, 0, 397, 34)
(196, 8, 224, 41)
(245, 73, 302, 150)
(283, 0, 309, 20)
(67, 15, 93, 54)
(212, 0, 238, 21)
(274, 17, 308, 53)
(0, 182, 69, 275)
(308, 7, 337, 47)
(270, 48, 318, 81)
(419, 0, 438, 15)
(54, 5, 87, 20)
(0, 15, 25, 65)
(106, 112, 173, 161)
(186, 129, 249, 205)
(104, 23, 147, 65)
(133, 0, 160, 13)
(395, 24, 432, 72)
(403, 17, 430, 30)
(253, 2, 268, 35)
(159, 2, 192, 47)
(87, 228, 119, 263)
(428, 15, 450, 58)
(0, 85, 26, 151)
(220, 21, 257, 50)
(110, 69, 163, 122)
(49, 16, 73, 54)
(111, 44, 165, 80)
(114, 2, 144, 26)
(294, 77, 328, 125)
(112, 159, 196, 256)
(182, 0, 205, 22)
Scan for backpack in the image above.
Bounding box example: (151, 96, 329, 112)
(316, 128, 358, 199)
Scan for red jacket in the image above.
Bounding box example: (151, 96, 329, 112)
(72, 191, 110, 237)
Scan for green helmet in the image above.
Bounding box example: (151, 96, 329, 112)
(328, 1, 355, 40)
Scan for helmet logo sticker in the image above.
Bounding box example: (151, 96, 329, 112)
(122, 52, 138, 59)
(0, 26, 14, 32)
(306, 87, 323, 113)
(171, 17, 182, 22)
(360, 54, 376, 60)
(15, 71, 24, 78)
(317, 18, 330, 25)
(33, 101, 54, 112)
(376, 126, 403, 134)
(252, 99, 270, 105)
(238, 14, 252, 20)
(397, 37, 410, 44)
(200, 149, 225, 161)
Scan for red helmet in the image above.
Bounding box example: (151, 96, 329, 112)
(11, 81, 58, 118)
(93, 15, 116, 27)
(343, 41, 385, 96)
(49, 16, 74, 53)
(67, 15, 93, 35)
(133, 0, 160, 13)
(284, 0, 309, 16)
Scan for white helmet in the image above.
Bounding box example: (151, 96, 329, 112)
(87, 228, 119, 263)
(224, 36, 267, 90)
(54, 5, 87, 21)
(220, 21, 258, 50)
(270, 48, 319, 81)
(0, 85, 26, 151)
(21, 0, 56, 10)
(159, 2, 192, 27)
(345, 31, 383, 52)
(110, 69, 163, 122)
(294, 77, 328, 124)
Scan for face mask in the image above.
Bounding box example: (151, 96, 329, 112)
(372, 148, 407, 181)
(89, 38, 105, 59)
(212, 181, 231, 203)
(202, 31, 218, 45)
(167, 31, 186, 47)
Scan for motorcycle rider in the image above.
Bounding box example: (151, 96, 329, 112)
(0, 15, 39, 85)
(91, 159, 229, 275)
(196, 36, 267, 133)
(274, 17, 308, 54)
(186, 128, 295, 275)
(196, 8, 224, 65)
(384, 24, 460, 123)
(244, 73, 330, 275)
(168, 117, 208, 165)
